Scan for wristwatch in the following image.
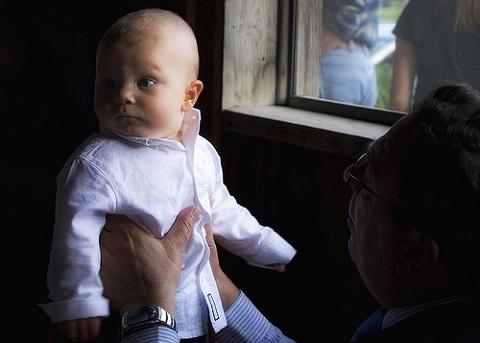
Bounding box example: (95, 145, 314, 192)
(121, 305, 177, 337)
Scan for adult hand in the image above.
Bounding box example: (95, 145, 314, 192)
(100, 206, 200, 315)
(54, 317, 101, 342)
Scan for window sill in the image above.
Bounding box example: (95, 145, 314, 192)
(223, 106, 391, 158)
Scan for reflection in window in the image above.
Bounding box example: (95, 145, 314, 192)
(319, 0, 382, 107)
(293, 0, 480, 116)
(390, 0, 480, 112)
(293, 0, 408, 111)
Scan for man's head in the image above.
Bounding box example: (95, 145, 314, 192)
(94, 9, 203, 139)
(345, 84, 480, 307)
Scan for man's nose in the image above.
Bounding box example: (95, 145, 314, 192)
(114, 84, 135, 105)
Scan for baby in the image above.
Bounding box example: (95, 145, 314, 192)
(40, 8, 296, 341)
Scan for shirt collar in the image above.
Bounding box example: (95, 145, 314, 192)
(99, 108, 201, 150)
(382, 295, 469, 330)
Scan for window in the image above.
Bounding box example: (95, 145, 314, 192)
(287, 0, 480, 125)
(288, 0, 408, 125)
(222, 0, 480, 152)
(222, 0, 393, 157)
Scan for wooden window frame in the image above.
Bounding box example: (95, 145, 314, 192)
(221, 0, 395, 158)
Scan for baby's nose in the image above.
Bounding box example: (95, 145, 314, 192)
(114, 84, 136, 105)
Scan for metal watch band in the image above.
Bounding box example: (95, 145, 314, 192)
(122, 305, 177, 337)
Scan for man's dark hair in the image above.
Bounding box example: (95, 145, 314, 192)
(399, 84, 480, 294)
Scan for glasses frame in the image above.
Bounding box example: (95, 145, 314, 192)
(343, 153, 399, 208)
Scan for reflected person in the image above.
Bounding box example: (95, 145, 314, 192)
(390, 0, 480, 111)
(320, 0, 382, 107)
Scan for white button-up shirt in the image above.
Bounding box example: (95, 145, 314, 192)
(40, 108, 296, 338)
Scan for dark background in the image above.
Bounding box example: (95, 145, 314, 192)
(0, 1, 377, 342)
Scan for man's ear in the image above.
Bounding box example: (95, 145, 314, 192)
(396, 232, 440, 277)
(182, 80, 204, 112)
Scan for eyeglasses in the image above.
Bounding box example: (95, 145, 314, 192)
(343, 153, 397, 207)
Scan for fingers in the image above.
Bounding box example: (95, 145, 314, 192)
(102, 207, 199, 252)
(274, 263, 286, 273)
(77, 318, 89, 341)
(103, 214, 127, 233)
(101, 214, 151, 252)
(100, 214, 133, 251)
(165, 206, 200, 249)
(204, 222, 223, 280)
(56, 318, 102, 342)
(204, 222, 215, 250)
(77, 317, 101, 341)
(57, 320, 78, 341)
(88, 317, 102, 341)
(204, 223, 218, 262)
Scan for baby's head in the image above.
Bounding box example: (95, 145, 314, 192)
(94, 9, 203, 139)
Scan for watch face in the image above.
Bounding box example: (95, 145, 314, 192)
(124, 306, 159, 327)
(122, 305, 177, 335)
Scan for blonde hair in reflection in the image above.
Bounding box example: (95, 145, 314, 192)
(455, 0, 480, 31)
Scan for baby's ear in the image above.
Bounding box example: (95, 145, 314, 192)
(182, 80, 204, 111)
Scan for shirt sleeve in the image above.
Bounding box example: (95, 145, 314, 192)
(39, 157, 117, 322)
(119, 292, 295, 343)
(212, 291, 296, 343)
(205, 142, 296, 269)
(121, 326, 180, 343)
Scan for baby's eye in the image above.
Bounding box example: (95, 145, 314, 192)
(101, 79, 115, 89)
(137, 79, 155, 88)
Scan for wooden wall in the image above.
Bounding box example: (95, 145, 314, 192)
(219, 1, 378, 340)
(223, 0, 278, 108)
(294, 0, 323, 97)
(218, 131, 378, 341)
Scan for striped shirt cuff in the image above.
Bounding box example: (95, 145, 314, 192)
(122, 325, 179, 343)
(120, 291, 296, 343)
(213, 291, 296, 343)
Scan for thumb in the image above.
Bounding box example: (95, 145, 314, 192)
(204, 222, 221, 273)
(204, 222, 216, 251)
(164, 206, 200, 250)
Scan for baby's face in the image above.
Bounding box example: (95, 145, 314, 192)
(94, 36, 191, 139)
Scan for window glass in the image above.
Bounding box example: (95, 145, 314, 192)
(388, 0, 480, 112)
(293, 0, 480, 117)
(291, 1, 402, 114)
(371, 0, 408, 109)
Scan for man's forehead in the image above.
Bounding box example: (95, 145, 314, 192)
(364, 115, 418, 189)
(372, 115, 416, 156)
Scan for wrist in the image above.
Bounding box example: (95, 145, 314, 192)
(119, 287, 176, 315)
(120, 295, 175, 317)
(216, 273, 241, 310)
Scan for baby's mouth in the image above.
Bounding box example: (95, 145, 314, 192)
(117, 114, 145, 122)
